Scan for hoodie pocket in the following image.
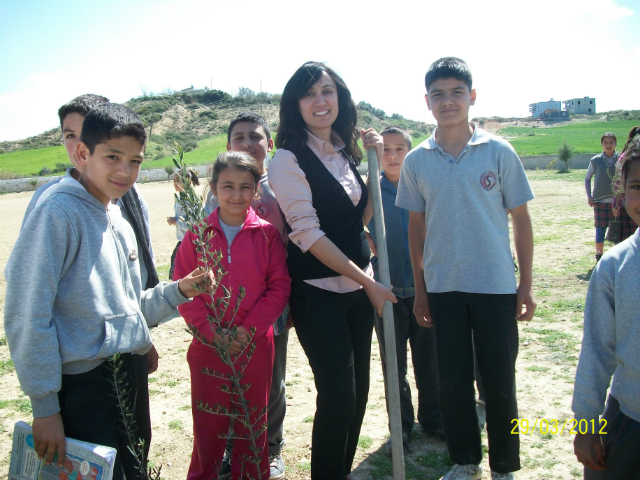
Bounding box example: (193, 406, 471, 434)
(90, 313, 152, 360)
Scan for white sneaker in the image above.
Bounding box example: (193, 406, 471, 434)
(441, 463, 483, 480)
(491, 472, 516, 480)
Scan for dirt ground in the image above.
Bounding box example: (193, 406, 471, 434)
(0, 171, 600, 479)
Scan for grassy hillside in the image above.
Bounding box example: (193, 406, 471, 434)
(0, 136, 229, 178)
(143, 135, 228, 170)
(501, 119, 639, 156)
(1, 84, 638, 179)
(0, 145, 70, 178)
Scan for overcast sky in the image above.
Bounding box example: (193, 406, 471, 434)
(1, 0, 639, 142)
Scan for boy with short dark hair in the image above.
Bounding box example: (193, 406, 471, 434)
(585, 132, 619, 261)
(396, 57, 536, 480)
(24, 93, 160, 348)
(205, 112, 288, 480)
(21, 95, 162, 455)
(367, 126, 443, 455)
(21, 94, 109, 226)
(5, 103, 209, 480)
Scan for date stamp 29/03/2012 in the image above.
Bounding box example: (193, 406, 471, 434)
(511, 418, 607, 435)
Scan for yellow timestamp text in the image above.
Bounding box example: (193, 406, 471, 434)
(511, 418, 607, 435)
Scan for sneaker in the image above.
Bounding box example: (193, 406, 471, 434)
(596, 253, 603, 262)
(384, 432, 410, 456)
(219, 448, 232, 480)
(268, 454, 285, 480)
(491, 472, 516, 480)
(440, 463, 482, 480)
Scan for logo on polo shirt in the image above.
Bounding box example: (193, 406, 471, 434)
(480, 171, 497, 191)
(254, 199, 271, 219)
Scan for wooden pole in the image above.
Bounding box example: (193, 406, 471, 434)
(367, 147, 405, 479)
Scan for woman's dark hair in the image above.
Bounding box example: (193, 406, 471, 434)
(209, 151, 261, 190)
(276, 61, 363, 164)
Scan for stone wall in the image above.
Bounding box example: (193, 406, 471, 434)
(0, 165, 211, 194)
(0, 155, 597, 194)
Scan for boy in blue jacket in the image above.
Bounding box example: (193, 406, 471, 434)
(367, 126, 443, 454)
(4, 103, 210, 480)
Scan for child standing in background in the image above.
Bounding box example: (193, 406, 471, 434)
(167, 168, 200, 280)
(585, 132, 619, 261)
(173, 151, 290, 480)
(366, 126, 443, 455)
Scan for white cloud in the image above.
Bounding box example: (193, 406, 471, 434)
(632, 46, 640, 59)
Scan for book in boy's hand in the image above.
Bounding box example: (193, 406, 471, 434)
(9, 421, 117, 480)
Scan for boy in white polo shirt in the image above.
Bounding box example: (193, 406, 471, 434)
(396, 57, 536, 480)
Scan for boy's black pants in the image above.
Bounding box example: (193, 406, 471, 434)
(428, 292, 520, 474)
(290, 281, 374, 480)
(374, 296, 442, 436)
(58, 352, 151, 480)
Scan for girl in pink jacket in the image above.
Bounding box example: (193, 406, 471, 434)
(173, 151, 290, 480)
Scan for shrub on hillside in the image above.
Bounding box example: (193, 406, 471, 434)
(54, 163, 72, 173)
(199, 110, 219, 120)
(137, 99, 176, 116)
(39, 167, 52, 176)
(357, 101, 386, 119)
(0, 169, 18, 179)
(199, 89, 231, 105)
(143, 113, 163, 125)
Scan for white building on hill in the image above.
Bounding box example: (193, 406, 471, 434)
(529, 99, 563, 118)
(563, 97, 596, 114)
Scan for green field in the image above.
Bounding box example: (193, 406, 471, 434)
(142, 135, 228, 170)
(0, 145, 69, 177)
(0, 135, 230, 178)
(502, 120, 639, 156)
(2, 119, 638, 178)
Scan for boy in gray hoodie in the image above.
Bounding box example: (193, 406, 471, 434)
(4, 103, 210, 480)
